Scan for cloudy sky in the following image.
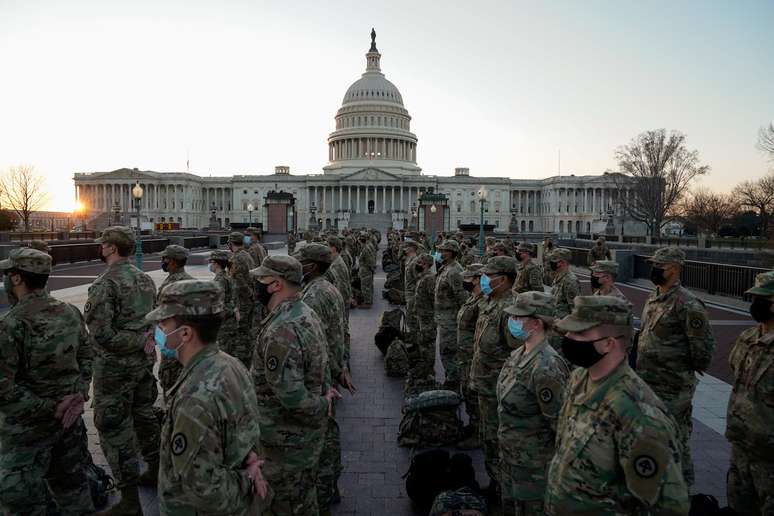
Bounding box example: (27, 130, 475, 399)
(1, 0, 772, 211)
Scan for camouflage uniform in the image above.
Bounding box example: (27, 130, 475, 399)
(149, 280, 263, 515)
(246, 227, 268, 266)
(403, 242, 421, 341)
(325, 236, 353, 369)
(157, 245, 195, 397)
(434, 240, 469, 389)
(725, 272, 774, 515)
(548, 248, 580, 319)
(410, 254, 438, 385)
(541, 242, 555, 285)
(287, 232, 297, 254)
(229, 232, 258, 367)
(546, 296, 690, 515)
(210, 250, 243, 366)
(84, 227, 160, 494)
(513, 244, 544, 294)
(358, 235, 377, 306)
(636, 247, 715, 488)
(498, 292, 569, 516)
(590, 261, 629, 303)
(587, 238, 611, 265)
(457, 263, 484, 435)
(0, 249, 95, 515)
(470, 256, 519, 481)
(251, 256, 329, 516)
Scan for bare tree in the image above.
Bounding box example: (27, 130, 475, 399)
(677, 188, 738, 236)
(0, 165, 48, 231)
(733, 172, 774, 237)
(758, 123, 774, 160)
(615, 129, 709, 236)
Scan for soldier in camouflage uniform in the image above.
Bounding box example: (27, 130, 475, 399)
(357, 232, 377, 308)
(246, 227, 268, 266)
(459, 241, 475, 267)
(541, 238, 555, 285)
(636, 247, 715, 488)
(470, 256, 519, 493)
(546, 296, 689, 515)
(587, 237, 612, 266)
(157, 244, 195, 397)
(326, 235, 354, 381)
(250, 255, 340, 516)
(548, 248, 580, 319)
(480, 236, 496, 264)
(402, 240, 421, 343)
(726, 271, 774, 515)
(208, 250, 243, 365)
(590, 260, 629, 303)
(227, 231, 258, 367)
(435, 240, 469, 391)
(513, 243, 544, 294)
(0, 249, 95, 515)
(84, 226, 160, 514)
(287, 231, 297, 254)
(148, 280, 267, 514)
(407, 253, 437, 393)
(293, 243, 348, 512)
(456, 263, 485, 449)
(498, 292, 569, 515)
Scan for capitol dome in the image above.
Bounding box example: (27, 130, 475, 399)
(342, 75, 404, 106)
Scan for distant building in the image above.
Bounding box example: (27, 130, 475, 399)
(25, 211, 74, 231)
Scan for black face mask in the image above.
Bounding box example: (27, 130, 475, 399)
(255, 281, 274, 306)
(415, 264, 425, 273)
(750, 297, 774, 323)
(650, 266, 666, 286)
(590, 276, 601, 290)
(462, 281, 474, 292)
(561, 336, 608, 368)
(161, 261, 170, 272)
(549, 261, 559, 272)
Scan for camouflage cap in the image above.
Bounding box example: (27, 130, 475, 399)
(549, 248, 572, 262)
(209, 249, 232, 262)
(245, 226, 261, 236)
(482, 255, 518, 275)
(454, 231, 465, 239)
(416, 253, 434, 266)
(493, 242, 508, 252)
(250, 255, 303, 284)
(437, 240, 461, 253)
(505, 291, 555, 319)
(555, 295, 633, 333)
(485, 236, 496, 245)
(293, 242, 333, 264)
(27, 240, 50, 253)
(160, 245, 189, 261)
(596, 237, 606, 244)
(462, 263, 485, 278)
(95, 226, 135, 246)
(590, 260, 619, 276)
(648, 246, 686, 265)
(516, 243, 533, 253)
(327, 235, 343, 250)
(0, 247, 52, 274)
(146, 279, 224, 322)
(745, 271, 774, 297)
(228, 231, 245, 244)
(402, 240, 419, 250)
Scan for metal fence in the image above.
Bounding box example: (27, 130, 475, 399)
(182, 236, 210, 249)
(49, 243, 101, 264)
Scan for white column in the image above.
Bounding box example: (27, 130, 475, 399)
(390, 186, 395, 212)
(356, 185, 360, 213)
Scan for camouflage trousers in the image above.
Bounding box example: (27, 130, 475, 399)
(93, 358, 161, 489)
(359, 267, 374, 304)
(460, 361, 479, 427)
(478, 392, 500, 481)
(0, 418, 94, 515)
(728, 445, 774, 516)
(262, 465, 318, 516)
(405, 295, 417, 339)
(500, 461, 547, 516)
(435, 310, 460, 387)
(666, 401, 694, 489)
(317, 415, 342, 511)
(159, 355, 183, 399)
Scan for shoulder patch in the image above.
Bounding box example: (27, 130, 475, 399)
(84, 301, 92, 312)
(267, 356, 279, 371)
(622, 427, 671, 504)
(263, 333, 294, 384)
(171, 432, 187, 455)
(539, 387, 553, 403)
(633, 455, 658, 478)
(689, 317, 703, 329)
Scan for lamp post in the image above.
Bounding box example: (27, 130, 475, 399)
(132, 182, 144, 268)
(247, 203, 254, 225)
(430, 204, 437, 247)
(478, 187, 488, 257)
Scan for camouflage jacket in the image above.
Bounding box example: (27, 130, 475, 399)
(213, 269, 239, 342)
(159, 345, 261, 515)
(248, 242, 268, 267)
(230, 249, 257, 323)
(403, 255, 420, 303)
(456, 292, 483, 359)
(587, 245, 611, 264)
(300, 276, 346, 382)
(0, 291, 93, 427)
(359, 243, 376, 270)
(725, 325, 774, 459)
(325, 255, 352, 306)
(158, 269, 194, 301)
(341, 249, 354, 273)
(636, 283, 715, 413)
(85, 259, 156, 359)
(470, 291, 518, 397)
(497, 339, 569, 499)
(252, 296, 328, 471)
(593, 284, 629, 304)
(514, 259, 544, 294)
(545, 361, 689, 515)
(551, 268, 580, 319)
(414, 270, 437, 335)
(434, 260, 468, 312)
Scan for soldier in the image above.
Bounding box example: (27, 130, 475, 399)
(548, 248, 580, 319)
(0, 248, 95, 515)
(157, 244, 194, 397)
(357, 232, 376, 308)
(402, 240, 421, 342)
(287, 231, 298, 255)
(501, 236, 515, 256)
(208, 250, 243, 365)
(513, 243, 544, 294)
(590, 260, 628, 302)
(434, 239, 469, 391)
(546, 296, 689, 515)
(245, 226, 268, 266)
(227, 231, 258, 366)
(250, 255, 340, 515)
(407, 253, 437, 393)
(326, 235, 355, 379)
(726, 271, 774, 515)
(637, 247, 715, 489)
(481, 236, 496, 264)
(542, 238, 555, 285)
(587, 236, 612, 266)
(148, 280, 267, 514)
(459, 241, 475, 267)
(456, 263, 485, 449)
(492, 242, 508, 257)
(84, 226, 160, 514)
(469, 256, 519, 496)
(498, 291, 569, 516)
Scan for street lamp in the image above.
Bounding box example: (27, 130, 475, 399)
(247, 203, 254, 225)
(478, 187, 488, 257)
(132, 182, 144, 268)
(430, 204, 437, 247)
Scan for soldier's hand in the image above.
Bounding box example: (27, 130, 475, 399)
(244, 452, 268, 499)
(338, 369, 357, 396)
(324, 388, 343, 416)
(143, 331, 156, 354)
(54, 394, 78, 419)
(62, 394, 85, 429)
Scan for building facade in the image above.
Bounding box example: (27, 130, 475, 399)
(73, 30, 641, 236)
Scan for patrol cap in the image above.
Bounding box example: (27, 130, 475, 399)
(245, 226, 261, 236)
(516, 243, 533, 253)
(228, 231, 245, 244)
(493, 242, 508, 253)
(28, 240, 50, 253)
(555, 295, 633, 333)
(95, 226, 135, 246)
(160, 245, 189, 261)
(146, 280, 224, 322)
(482, 256, 518, 275)
(250, 255, 303, 285)
(293, 242, 333, 264)
(504, 291, 555, 320)
(402, 240, 419, 251)
(485, 236, 496, 245)
(209, 249, 232, 262)
(648, 247, 686, 265)
(437, 240, 461, 253)
(745, 271, 774, 297)
(327, 235, 343, 250)
(590, 260, 619, 276)
(596, 237, 606, 244)
(0, 247, 52, 274)
(462, 263, 484, 278)
(416, 253, 434, 266)
(549, 248, 572, 262)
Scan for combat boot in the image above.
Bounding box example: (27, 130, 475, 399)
(96, 486, 142, 516)
(137, 460, 159, 487)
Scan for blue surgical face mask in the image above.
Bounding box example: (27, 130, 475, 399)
(207, 263, 216, 274)
(243, 236, 252, 246)
(432, 251, 442, 263)
(154, 325, 185, 360)
(507, 318, 530, 340)
(480, 274, 493, 296)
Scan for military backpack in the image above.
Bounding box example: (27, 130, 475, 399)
(384, 338, 409, 377)
(403, 449, 482, 514)
(398, 390, 463, 448)
(375, 308, 405, 355)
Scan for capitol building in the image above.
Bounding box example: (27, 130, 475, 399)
(73, 30, 641, 236)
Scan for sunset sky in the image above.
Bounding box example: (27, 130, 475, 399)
(1, 0, 772, 211)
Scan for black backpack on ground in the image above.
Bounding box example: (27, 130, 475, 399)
(404, 449, 481, 515)
(85, 455, 115, 510)
(374, 308, 404, 355)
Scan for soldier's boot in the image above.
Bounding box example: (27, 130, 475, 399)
(95, 486, 142, 516)
(483, 479, 500, 504)
(137, 460, 159, 487)
(456, 423, 481, 450)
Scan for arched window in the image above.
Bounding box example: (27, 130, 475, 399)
(559, 220, 564, 233)
(520, 220, 526, 231)
(529, 220, 534, 231)
(587, 222, 591, 232)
